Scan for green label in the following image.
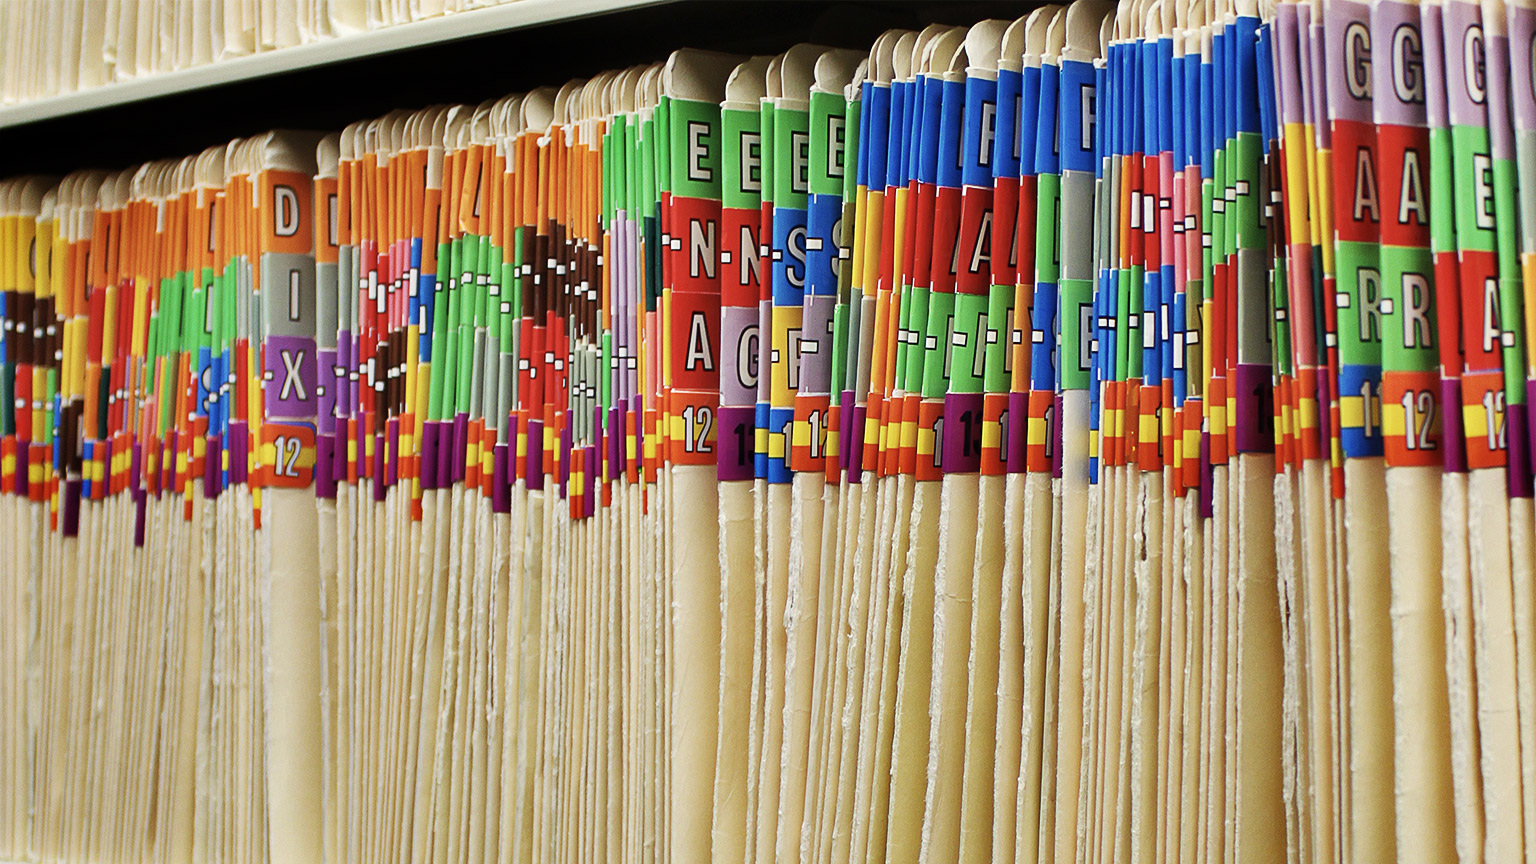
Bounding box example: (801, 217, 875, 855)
(1034, 173, 1061, 285)
(922, 289, 955, 398)
(722, 107, 763, 210)
(948, 292, 988, 394)
(772, 105, 809, 209)
(669, 97, 723, 200)
(809, 90, 848, 197)
(983, 283, 1015, 393)
(1379, 244, 1437, 373)
(1061, 277, 1093, 390)
(1334, 239, 1383, 368)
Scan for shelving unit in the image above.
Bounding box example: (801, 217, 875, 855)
(0, 0, 669, 129)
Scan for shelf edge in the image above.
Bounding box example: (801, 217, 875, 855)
(0, 0, 671, 129)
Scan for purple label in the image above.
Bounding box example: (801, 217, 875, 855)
(1440, 378, 1468, 473)
(559, 422, 573, 497)
(631, 395, 644, 480)
(1372, 1, 1430, 127)
(317, 347, 337, 436)
(719, 305, 760, 407)
(493, 444, 511, 513)
(1053, 394, 1065, 480)
(1234, 364, 1276, 454)
(836, 392, 855, 480)
(62, 479, 80, 537)
(526, 419, 545, 492)
(1508, 402, 1534, 498)
(593, 404, 607, 485)
(336, 330, 354, 420)
(1487, 32, 1517, 159)
(1007, 392, 1029, 474)
(942, 392, 984, 474)
(1306, 4, 1334, 150)
(134, 489, 147, 548)
(421, 422, 441, 490)
(129, 443, 142, 493)
(439, 420, 456, 491)
(608, 407, 625, 479)
(798, 295, 836, 398)
(1200, 432, 1215, 519)
(1423, 4, 1451, 128)
(1325, 0, 1376, 125)
(229, 424, 248, 487)
(264, 336, 319, 421)
(373, 435, 387, 502)
(1511, 5, 1536, 132)
(843, 397, 866, 478)
(451, 414, 469, 485)
(1443, 1, 1488, 127)
(386, 418, 400, 487)
(1276, 4, 1307, 124)
(716, 405, 756, 481)
(584, 443, 599, 517)
(204, 436, 222, 499)
(316, 434, 336, 499)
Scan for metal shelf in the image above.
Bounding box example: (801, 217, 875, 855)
(0, 0, 669, 129)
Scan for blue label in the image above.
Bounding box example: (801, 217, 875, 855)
(1031, 281, 1058, 391)
(805, 193, 842, 297)
(1020, 65, 1042, 178)
(1036, 62, 1061, 176)
(754, 399, 769, 478)
(1235, 16, 1262, 135)
(962, 73, 998, 188)
(866, 83, 892, 191)
(995, 67, 1023, 180)
(196, 346, 213, 420)
(1339, 364, 1386, 458)
(771, 206, 809, 307)
(767, 405, 794, 483)
(885, 79, 908, 191)
(857, 79, 877, 190)
(936, 78, 966, 189)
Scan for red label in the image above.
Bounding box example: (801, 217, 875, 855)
(1461, 369, 1508, 470)
(791, 393, 830, 474)
(260, 422, 316, 488)
(670, 195, 724, 295)
(1138, 384, 1163, 472)
(1458, 250, 1503, 374)
(669, 389, 718, 467)
(980, 392, 1009, 476)
(897, 392, 919, 477)
(929, 186, 962, 294)
(720, 207, 762, 308)
(863, 394, 884, 478)
(1375, 125, 1431, 250)
(992, 176, 1020, 287)
(955, 186, 994, 296)
(1382, 370, 1442, 467)
(915, 398, 945, 482)
(669, 289, 721, 393)
(823, 401, 842, 484)
(1026, 390, 1055, 474)
(1330, 119, 1381, 243)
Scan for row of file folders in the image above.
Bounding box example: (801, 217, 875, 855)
(0, 0, 1530, 862)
